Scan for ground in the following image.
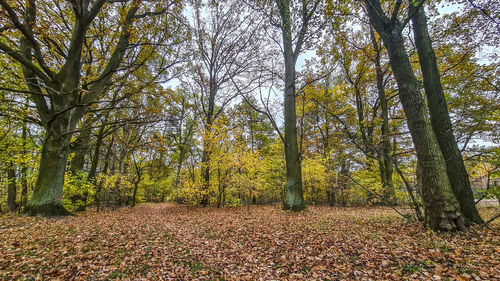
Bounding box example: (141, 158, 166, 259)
(1, 204, 499, 280)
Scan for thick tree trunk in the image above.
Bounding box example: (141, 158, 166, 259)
(364, 0, 464, 231)
(278, 0, 305, 212)
(410, 4, 483, 224)
(10, 0, 139, 216)
(24, 132, 71, 216)
(118, 152, 128, 176)
(7, 160, 17, 212)
(282, 55, 305, 211)
(384, 34, 462, 231)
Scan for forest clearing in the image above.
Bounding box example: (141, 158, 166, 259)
(1, 204, 499, 280)
(1, 0, 499, 279)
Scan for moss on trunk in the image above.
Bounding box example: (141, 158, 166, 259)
(24, 202, 72, 216)
(283, 180, 306, 211)
(410, 4, 483, 225)
(363, 0, 464, 231)
(25, 133, 71, 216)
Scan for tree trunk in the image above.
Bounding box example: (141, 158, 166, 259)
(354, 87, 372, 157)
(363, 0, 464, 231)
(132, 181, 139, 207)
(282, 56, 305, 211)
(24, 132, 71, 216)
(279, 0, 305, 211)
(200, 78, 215, 206)
(20, 164, 28, 211)
(370, 27, 395, 203)
(7, 160, 17, 212)
(410, 4, 483, 224)
(393, 156, 424, 221)
(88, 125, 105, 182)
(200, 148, 211, 206)
(69, 116, 93, 174)
(20, 104, 29, 210)
(173, 144, 186, 190)
(95, 134, 114, 212)
(339, 159, 350, 206)
(216, 166, 224, 208)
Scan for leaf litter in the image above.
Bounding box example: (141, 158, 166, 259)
(1, 204, 499, 280)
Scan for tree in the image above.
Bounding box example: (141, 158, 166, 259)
(362, 0, 464, 231)
(0, 0, 182, 215)
(274, 0, 322, 211)
(409, 1, 483, 224)
(187, 0, 262, 205)
(369, 27, 395, 203)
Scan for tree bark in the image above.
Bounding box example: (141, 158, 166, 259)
(277, 0, 306, 211)
(24, 132, 71, 216)
(282, 54, 305, 211)
(173, 101, 189, 191)
(410, 3, 483, 224)
(88, 125, 106, 182)
(6, 160, 17, 212)
(200, 146, 211, 206)
(95, 134, 114, 212)
(132, 181, 139, 207)
(370, 27, 395, 203)
(20, 114, 29, 210)
(363, 0, 464, 231)
(69, 115, 94, 174)
(339, 158, 350, 206)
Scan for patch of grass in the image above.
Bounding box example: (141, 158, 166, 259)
(312, 220, 332, 230)
(438, 243, 454, 253)
(113, 248, 127, 258)
(137, 264, 151, 274)
(112, 248, 127, 266)
(204, 227, 213, 239)
(369, 230, 382, 240)
(109, 269, 126, 279)
(15, 248, 33, 257)
(140, 246, 152, 261)
(376, 216, 397, 224)
(64, 226, 78, 235)
(162, 232, 174, 241)
(459, 265, 475, 275)
(187, 260, 205, 274)
(422, 259, 434, 267)
(401, 262, 423, 274)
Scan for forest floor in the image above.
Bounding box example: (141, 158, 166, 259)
(1, 204, 499, 280)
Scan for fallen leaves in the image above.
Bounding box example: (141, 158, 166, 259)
(0, 204, 499, 280)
